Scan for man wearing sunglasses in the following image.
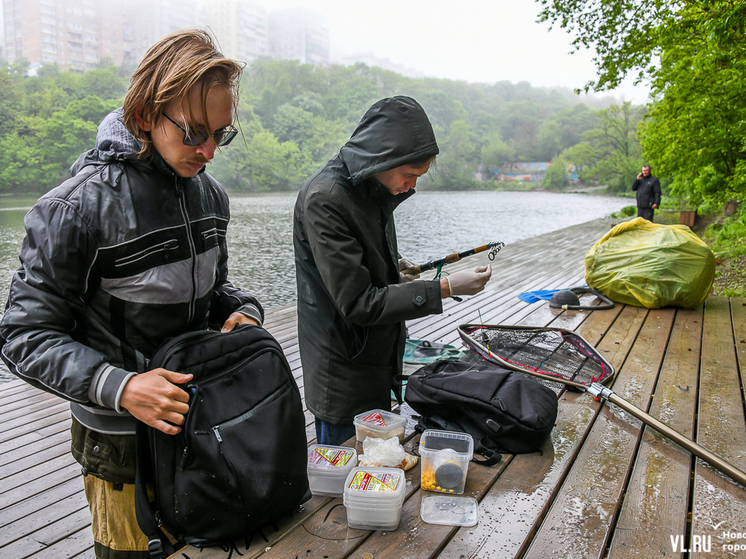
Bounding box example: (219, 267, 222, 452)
(1, 30, 262, 558)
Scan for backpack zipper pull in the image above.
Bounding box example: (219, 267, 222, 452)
(178, 447, 189, 469)
(213, 426, 223, 442)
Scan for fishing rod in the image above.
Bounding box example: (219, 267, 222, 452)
(401, 241, 505, 276)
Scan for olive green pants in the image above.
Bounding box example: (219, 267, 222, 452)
(71, 417, 165, 559)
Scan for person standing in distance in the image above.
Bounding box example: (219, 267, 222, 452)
(632, 164, 662, 221)
(0, 30, 263, 558)
(293, 96, 492, 446)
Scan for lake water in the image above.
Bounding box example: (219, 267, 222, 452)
(0, 190, 626, 382)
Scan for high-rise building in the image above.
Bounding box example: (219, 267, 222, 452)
(2, 0, 328, 72)
(3, 0, 124, 71)
(1, 5, 6, 61)
(269, 8, 329, 67)
(122, 0, 200, 66)
(200, 0, 269, 65)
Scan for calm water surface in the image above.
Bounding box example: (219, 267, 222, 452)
(0, 190, 625, 382)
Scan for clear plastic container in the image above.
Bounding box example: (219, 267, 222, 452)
(420, 495, 479, 526)
(419, 430, 473, 494)
(307, 445, 358, 497)
(343, 467, 406, 531)
(353, 409, 406, 443)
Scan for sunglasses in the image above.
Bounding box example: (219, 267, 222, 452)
(163, 113, 238, 147)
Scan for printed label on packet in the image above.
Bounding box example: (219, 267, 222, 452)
(360, 411, 387, 426)
(347, 470, 401, 492)
(310, 447, 355, 467)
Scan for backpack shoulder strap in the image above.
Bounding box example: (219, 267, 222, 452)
(134, 421, 176, 559)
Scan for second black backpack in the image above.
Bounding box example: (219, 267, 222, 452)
(404, 360, 558, 462)
(135, 324, 310, 558)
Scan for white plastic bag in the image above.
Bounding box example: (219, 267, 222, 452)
(360, 436, 407, 468)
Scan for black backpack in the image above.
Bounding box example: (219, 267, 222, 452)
(404, 360, 558, 464)
(135, 325, 310, 558)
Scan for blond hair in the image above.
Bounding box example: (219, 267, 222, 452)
(122, 29, 243, 158)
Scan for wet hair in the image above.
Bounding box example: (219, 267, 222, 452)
(122, 29, 243, 158)
(409, 156, 437, 169)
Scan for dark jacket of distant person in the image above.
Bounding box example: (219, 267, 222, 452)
(293, 96, 441, 424)
(632, 172, 661, 211)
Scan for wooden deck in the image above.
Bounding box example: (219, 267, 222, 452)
(1, 216, 745, 559)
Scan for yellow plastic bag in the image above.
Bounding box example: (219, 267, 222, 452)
(584, 217, 715, 309)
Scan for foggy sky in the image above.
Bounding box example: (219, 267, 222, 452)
(260, 0, 650, 104)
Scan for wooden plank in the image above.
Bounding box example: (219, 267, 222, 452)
(521, 305, 662, 559)
(352, 452, 512, 559)
(0, 417, 71, 458)
(0, 478, 85, 531)
(24, 528, 94, 559)
(0, 430, 71, 471)
(690, 297, 746, 558)
(0, 440, 70, 481)
(241, 435, 423, 559)
(0, 391, 54, 414)
(0, 489, 88, 547)
(0, 507, 91, 559)
(1, 453, 77, 495)
(0, 462, 81, 511)
(607, 308, 703, 558)
(0, 407, 70, 445)
(436, 305, 623, 559)
(732, 297, 746, 412)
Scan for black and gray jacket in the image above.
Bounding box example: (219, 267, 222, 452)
(0, 109, 263, 435)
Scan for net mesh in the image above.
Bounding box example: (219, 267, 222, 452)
(458, 325, 614, 387)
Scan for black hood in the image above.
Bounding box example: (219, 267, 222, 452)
(339, 96, 439, 186)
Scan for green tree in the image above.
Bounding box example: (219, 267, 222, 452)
(480, 134, 515, 173)
(560, 102, 644, 191)
(539, 0, 746, 205)
(211, 120, 313, 191)
(542, 156, 570, 190)
(432, 120, 479, 190)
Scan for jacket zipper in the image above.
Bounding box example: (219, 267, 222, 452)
(175, 178, 197, 324)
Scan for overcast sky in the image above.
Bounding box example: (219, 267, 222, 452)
(260, 0, 650, 104)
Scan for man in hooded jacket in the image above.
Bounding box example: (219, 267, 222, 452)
(294, 96, 492, 445)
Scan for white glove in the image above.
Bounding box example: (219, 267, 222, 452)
(398, 258, 421, 283)
(446, 265, 492, 296)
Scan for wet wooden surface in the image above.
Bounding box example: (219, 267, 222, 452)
(1, 216, 745, 558)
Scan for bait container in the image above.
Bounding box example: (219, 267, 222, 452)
(353, 409, 406, 442)
(342, 467, 406, 530)
(419, 430, 473, 494)
(307, 444, 358, 497)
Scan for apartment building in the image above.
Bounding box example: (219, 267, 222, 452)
(200, 0, 269, 65)
(269, 7, 329, 67)
(3, 0, 125, 71)
(2, 0, 328, 72)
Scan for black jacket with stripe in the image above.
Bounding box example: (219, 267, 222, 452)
(0, 110, 263, 435)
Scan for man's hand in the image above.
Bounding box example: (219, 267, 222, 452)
(398, 257, 421, 283)
(120, 369, 193, 435)
(652, 204, 659, 209)
(442, 265, 492, 297)
(221, 311, 259, 332)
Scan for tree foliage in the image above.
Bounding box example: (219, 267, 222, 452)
(561, 102, 645, 192)
(539, 0, 746, 207)
(1, 56, 635, 194)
